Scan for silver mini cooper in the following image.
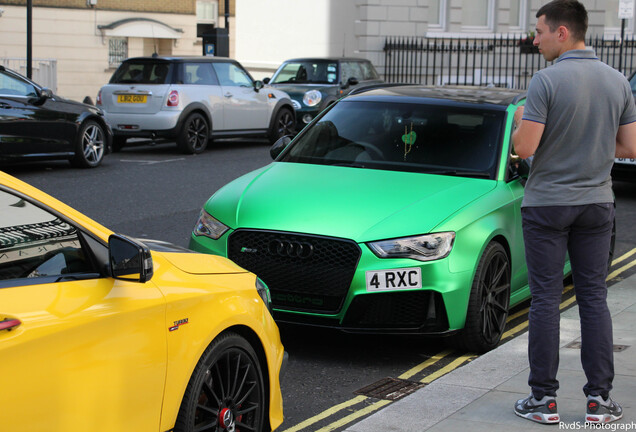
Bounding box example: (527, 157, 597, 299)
(97, 56, 295, 154)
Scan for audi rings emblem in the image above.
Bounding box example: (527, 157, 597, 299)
(268, 239, 314, 258)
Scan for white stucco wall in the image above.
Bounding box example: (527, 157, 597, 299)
(235, 0, 358, 79)
(0, 5, 200, 102)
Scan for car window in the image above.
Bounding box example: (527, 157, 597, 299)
(341, 62, 363, 83)
(271, 61, 339, 84)
(212, 62, 253, 87)
(110, 62, 173, 84)
(280, 100, 504, 179)
(0, 70, 38, 97)
(0, 189, 96, 284)
(183, 63, 218, 85)
(358, 61, 379, 80)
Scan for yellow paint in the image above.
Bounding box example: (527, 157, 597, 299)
(0, 171, 284, 432)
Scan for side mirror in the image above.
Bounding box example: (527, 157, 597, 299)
(39, 87, 53, 99)
(270, 135, 293, 159)
(254, 80, 264, 92)
(342, 77, 359, 89)
(108, 234, 153, 283)
(263, 77, 271, 84)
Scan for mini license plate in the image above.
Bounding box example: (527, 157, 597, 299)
(615, 157, 636, 165)
(366, 267, 422, 291)
(117, 94, 147, 103)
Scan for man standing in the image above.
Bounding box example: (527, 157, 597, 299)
(511, 0, 636, 425)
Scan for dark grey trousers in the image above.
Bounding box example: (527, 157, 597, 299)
(521, 203, 615, 400)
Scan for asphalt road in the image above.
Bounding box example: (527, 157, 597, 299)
(5, 140, 636, 431)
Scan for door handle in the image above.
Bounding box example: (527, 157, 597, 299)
(0, 102, 11, 109)
(0, 318, 21, 331)
(224, 93, 233, 98)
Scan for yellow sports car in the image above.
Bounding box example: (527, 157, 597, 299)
(0, 171, 285, 432)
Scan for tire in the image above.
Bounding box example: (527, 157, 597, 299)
(177, 112, 209, 154)
(112, 136, 127, 152)
(269, 108, 295, 144)
(174, 332, 266, 432)
(449, 242, 511, 354)
(70, 120, 106, 168)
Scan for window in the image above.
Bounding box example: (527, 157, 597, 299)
(197, 0, 219, 24)
(110, 62, 173, 85)
(429, 0, 447, 30)
(0, 71, 37, 97)
(0, 189, 95, 284)
(271, 61, 339, 84)
(212, 62, 253, 87)
(109, 38, 128, 68)
(341, 62, 363, 83)
(462, 0, 494, 30)
(509, 0, 527, 31)
(358, 61, 379, 80)
(184, 63, 218, 85)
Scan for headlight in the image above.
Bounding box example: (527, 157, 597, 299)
(193, 210, 229, 240)
(367, 232, 455, 262)
(256, 278, 272, 312)
(303, 90, 322, 107)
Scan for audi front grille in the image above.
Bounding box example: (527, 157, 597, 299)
(227, 230, 361, 314)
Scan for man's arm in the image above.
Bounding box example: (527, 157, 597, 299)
(511, 106, 545, 159)
(616, 121, 636, 158)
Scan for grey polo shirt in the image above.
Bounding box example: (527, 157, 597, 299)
(521, 49, 636, 207)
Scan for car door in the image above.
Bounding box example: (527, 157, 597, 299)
(0, 69, 75, 157)
(211, 61, 269, 130)
(0, 187, 167, 431)
(181, 61, 224, 130)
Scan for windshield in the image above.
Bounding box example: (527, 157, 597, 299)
(279, 100, 505, 179)
(271, 61, 339, 84)
(110, 61, 172, 84)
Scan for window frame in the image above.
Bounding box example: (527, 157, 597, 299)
(428, 0, 448, 32)
(0, 185, 107, 289)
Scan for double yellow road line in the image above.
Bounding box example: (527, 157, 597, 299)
(280, 247, 636, 432)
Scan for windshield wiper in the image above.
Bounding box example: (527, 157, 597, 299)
(331, 162, 367, 168)
(424, 170, 491, 179)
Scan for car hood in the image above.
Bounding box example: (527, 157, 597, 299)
(140, 238, 247, 274)
(206, 163, 496, 242)
(269, 83, 335, 98)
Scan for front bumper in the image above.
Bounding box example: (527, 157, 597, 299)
(189, 229, 474, 334)
(612, 159, 636, 181)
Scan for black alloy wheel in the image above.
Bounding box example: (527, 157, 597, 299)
(174, 332, 266, 432)
(269, 108, 295, 144)
(450, 242, 511, 354)
(178, 113, 209, 154)
(70, 120, 106, 168)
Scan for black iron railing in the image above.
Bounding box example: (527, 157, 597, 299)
(384, 35, 636, 89)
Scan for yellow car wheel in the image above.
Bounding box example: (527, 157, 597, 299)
(174, 331, 266, 432)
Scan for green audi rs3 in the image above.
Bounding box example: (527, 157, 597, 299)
(189, 85, 570, 353)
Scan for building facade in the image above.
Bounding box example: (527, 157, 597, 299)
(236, 0, 634, 80)
(0, 0, 234, 101)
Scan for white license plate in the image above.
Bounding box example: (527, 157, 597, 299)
(615, 157, 636, 165)
(366, 267, 422, 291)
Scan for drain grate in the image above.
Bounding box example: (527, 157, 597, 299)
(565, 342, 630, 352)
(354, 377, 425, 401)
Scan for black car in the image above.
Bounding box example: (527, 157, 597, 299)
(0, 66, 111, 168)
(263, 57, 383, 131)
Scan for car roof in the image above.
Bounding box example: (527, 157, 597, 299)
(122, 56, 239, 63)
(346, 85, 526, 107)
(282, 57, 373, 63)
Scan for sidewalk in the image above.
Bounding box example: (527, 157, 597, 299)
(344, 273, 636, 432)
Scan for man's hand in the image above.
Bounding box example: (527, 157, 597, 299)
(512, 106, 544, 159)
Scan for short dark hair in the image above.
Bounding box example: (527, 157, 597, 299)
(536, 0, 588, 42)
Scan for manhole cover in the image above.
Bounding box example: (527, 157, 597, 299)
(565, 341, 629, 352)
(354, 377, 425, 401)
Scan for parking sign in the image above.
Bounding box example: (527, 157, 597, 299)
(619, 0, 635, 19)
